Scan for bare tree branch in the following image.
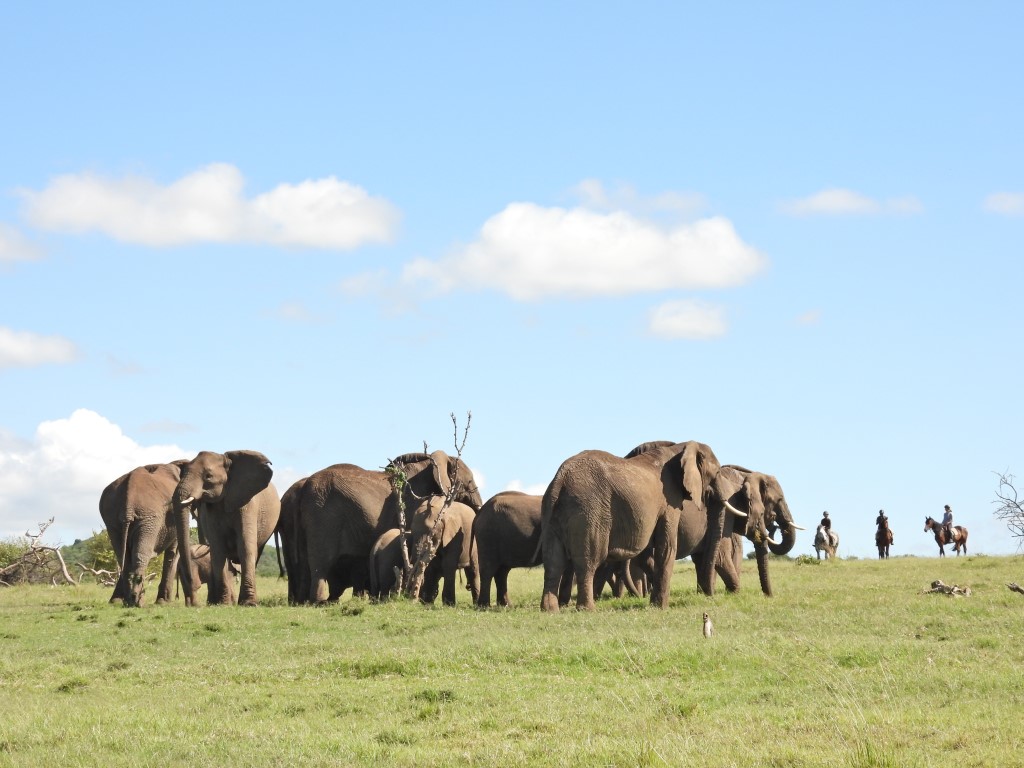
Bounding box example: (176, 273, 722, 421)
(993, 470, 1024, 551)
(0, 518, 76, 587)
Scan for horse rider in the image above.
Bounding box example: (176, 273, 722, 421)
(820, 511, 832, 533)
(875, 509, 887, 530)
(942, 504, 955, 541)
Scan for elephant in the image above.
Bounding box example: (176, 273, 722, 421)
(408, 495, 479, 606)
(814, 525, 839, 559)
(98, 460, 188, 607)
(473, 491, 544, 608)
(541, 440, 743, 612)
(173, 450, 280, 606)
(368, 528, 406, 600)
(276, 477, 310, 605)
(298, 450, 482, 604)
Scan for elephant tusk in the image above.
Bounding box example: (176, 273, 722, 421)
(723, 500, 747, 518)
(765, 532, 781, 546)
(179, 496, 195, 506)
(789, 523, 806, 531)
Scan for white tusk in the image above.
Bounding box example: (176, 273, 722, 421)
(180, 496, 195, 506)
(765, 533, 781, 546)
(723, 500, 747, 518)
(789, 523, 806, 531)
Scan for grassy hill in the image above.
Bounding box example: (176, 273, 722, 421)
(0, 554, 1021, 766)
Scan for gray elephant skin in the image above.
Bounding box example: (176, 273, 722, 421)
(276, 476, 310, 605)
(541, 440, 737, 611)
(473, 491, 543, 608)
(298, 451, 482, 604)
(541, 441, 802, 611)
(173, 450, 280, 607)
(99, 461, 188, 607)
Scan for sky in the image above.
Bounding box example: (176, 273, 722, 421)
(1, 3, 1022, 561)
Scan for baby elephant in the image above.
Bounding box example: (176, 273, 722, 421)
(177, 544, 239, 602)
(368, 529, 408, 600)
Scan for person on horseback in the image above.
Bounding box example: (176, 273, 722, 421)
(942, 504, 954, 541)
(875, 509, 887, 530)
(820, 511, 831, 533)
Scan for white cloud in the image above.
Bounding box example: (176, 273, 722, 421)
(0, 327, 79, 369)
(795, 309, 822, 326)
(0, 410, 190, 543)
(267, 301, 324, 324)
(0, 223, 43, 263)
(780, 188, 923, 216)
(18, 163, 400, 249)
(983, 192, 1024, 216)
(402, 203, 765, 300)
(647, 300, 727, 339)
(572, 179, 705, 216)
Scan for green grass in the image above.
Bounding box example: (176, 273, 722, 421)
(1, 555, 1022, 766)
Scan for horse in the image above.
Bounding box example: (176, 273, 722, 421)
(923, 516, 968, 557)
(875, 521, 893, 559)
(814, 525, 839, 560)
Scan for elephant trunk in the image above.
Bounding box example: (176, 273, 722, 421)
(697, 503, 725, 596)
(754, 542, 773, 596)
(766, 522, 797, 556)
(173, 498, 198, 606)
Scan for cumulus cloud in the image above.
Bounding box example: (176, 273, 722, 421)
(780, 188, 923, 216)
(647, 300, 727, 339)
(983, 192, 1024, 216)
(572, 179, 705, 217)
(402, 203, 766, 300)
(0, 410, 191, 543)
(18, 163, 400, 249)
(0, 224, 43, 264)
(0, 327, 79, 369)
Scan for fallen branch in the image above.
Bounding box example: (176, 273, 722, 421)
(1006, 582, 1024, 596)
(925, 579, 971, 597)
(76, 563, 118, 587)
(0, 519, 76, 587)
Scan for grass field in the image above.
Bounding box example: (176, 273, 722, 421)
(1, 554, 1022, 767)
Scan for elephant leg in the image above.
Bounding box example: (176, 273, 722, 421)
(155, 549, 178, 604)
(441, 551, 459, 606)
(557, 564, 574, 607)
(477, 561, 495, 608)
(207, 543, 232, 605)
(236, 513, 259, 606)
(540, 537, 567, 612)
(464, 561, 479, 604)
(495, 567, 511, 608)
(573, 559, 598, 611)
(649, 516, 678, 608)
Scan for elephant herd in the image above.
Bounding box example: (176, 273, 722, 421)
(98, 440, 803, 611)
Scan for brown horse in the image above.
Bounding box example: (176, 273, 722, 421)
(923, 516, 968, 557)
(875, 522, 893, 559)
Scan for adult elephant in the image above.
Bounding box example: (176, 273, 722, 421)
(616, 446, 801, 598)
(408, 496, 478, 606)
(541, 440, 742, 611)
(99, 461, 188, 607)
(173, 450, 280, 607)
(473, 491, 543, 608)
(299, 451, 482, 604)
(700, 464, 801, 596)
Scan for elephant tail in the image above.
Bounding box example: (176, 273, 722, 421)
(621, 560, 643, 599)
(274, 528, 286, 579)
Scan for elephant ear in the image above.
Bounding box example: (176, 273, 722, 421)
(743, 473, 768, 538)
(429, 450, 453, 496)
(223, 450, 274, 510)
(679, 442, 705, 503)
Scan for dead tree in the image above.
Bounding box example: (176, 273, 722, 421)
(993, 471, 1024, 550)
(0, 519, 76, 587)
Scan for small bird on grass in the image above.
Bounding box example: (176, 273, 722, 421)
(702, 612, 714, 638)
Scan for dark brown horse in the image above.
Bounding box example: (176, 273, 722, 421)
(875, 521, 893, 559)
(923, 516, 968, 557)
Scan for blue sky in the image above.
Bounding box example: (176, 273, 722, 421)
(1, 4, 1022, 560)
